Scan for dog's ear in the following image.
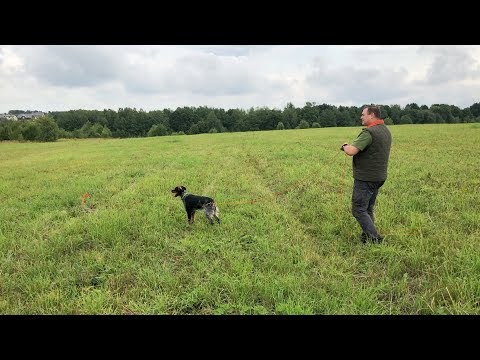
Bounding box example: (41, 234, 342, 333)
(181, 186, 186, 190)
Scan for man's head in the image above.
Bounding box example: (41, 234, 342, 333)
(360, 106, 381, 126)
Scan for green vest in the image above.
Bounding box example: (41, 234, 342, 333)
(353, 124, 392, 181)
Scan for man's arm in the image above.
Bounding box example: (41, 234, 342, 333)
(340, 130, 371, 156)
(341, 143, 360, 156)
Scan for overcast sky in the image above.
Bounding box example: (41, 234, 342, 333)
(1, 45, 479, 114)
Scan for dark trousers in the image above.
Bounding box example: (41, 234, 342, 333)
(351, 179, 385, 239)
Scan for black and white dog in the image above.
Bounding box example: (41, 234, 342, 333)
(171, 186, 220, 225)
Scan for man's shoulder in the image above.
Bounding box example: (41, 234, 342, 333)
(353, 130, 372, 150)
(366, 124, 390, 133)
(358, 128, 372, 137)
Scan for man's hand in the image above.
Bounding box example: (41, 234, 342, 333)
(340, 143, 348, 151)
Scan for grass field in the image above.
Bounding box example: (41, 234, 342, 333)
(1, 123, 479, 314)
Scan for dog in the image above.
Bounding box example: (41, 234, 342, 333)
(171, 186, 220, 225)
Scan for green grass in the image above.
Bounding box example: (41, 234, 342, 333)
(1, 124, 479, 314)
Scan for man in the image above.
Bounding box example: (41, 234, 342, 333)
(341, 105, 392, 244)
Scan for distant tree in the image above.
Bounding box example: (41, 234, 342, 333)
(90, 123, 104, 137)
(461, 108, 472, 120)
(318, 109, 337, 127)
(148, 123, 168, 137)
(399, 114, 413, 125)
(79, 121, 93, 138)
(348, 106, 361, 124)
(404, 104, 420, 121)
(187, 123, 201, 135)
(316, 103, 335, 112)
(205, 111, 223, 132)
(435, 113, 445, 124)
(265, 109, 283, 131)
(299, 102, 318, 125)
(58, 128, 73, 139)
(169, 107, 199, 133)
(101, 126, 112, 138)
(52, 111, 77, 131)
(245, 110, 261, 131)
(449, 105, 462, 119)
(405, 103, 420, 110)
(103, 109, 119, 131)
(389, 104, 402, 124)
(469, 102, 480, 117)
(213, 108, 228, 131)
(21, 121, 39, 141)
(379, 105, 390, 119)
(311, 122, 320, 128)
(384, 117, 394, 125)
(0, 120, 22, 140)
(225, 108, 246, 132)
(422, 110, 437, 124)
(36, 116, 59, 142)
(298, 120, 310, 128)
(282, 102, 298, 129)
(431, 104, 453, 123)
(336, 110, 353, 127)
(149, 110, 169, 127)
(276, 121, 285, 130)
(409, 109, 423, 124)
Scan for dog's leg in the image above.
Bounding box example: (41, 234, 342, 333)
(187, 209, 196, 224)
(214, 206, 220, 224)
(205, 211, 214, 225)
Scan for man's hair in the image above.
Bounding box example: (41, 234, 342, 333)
(364, 105, 381, 119)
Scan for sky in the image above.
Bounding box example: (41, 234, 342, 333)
(1, 45, 479, 114)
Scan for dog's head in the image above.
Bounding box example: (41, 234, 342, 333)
(171, 185, 187, 197)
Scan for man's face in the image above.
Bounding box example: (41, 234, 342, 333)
(360, 108, 372, 126)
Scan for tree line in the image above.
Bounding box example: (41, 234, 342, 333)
(1, 102, 480, 142)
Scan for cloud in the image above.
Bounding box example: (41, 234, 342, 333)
(0, 47, 25, 76)
(1, 45, 479, 113)
(13, 45, 282, 98)
(306, 56, 410, 105)
(121, 52, 259, 96)
(417, 45, 480, 85)
(15, 45, 120, 87)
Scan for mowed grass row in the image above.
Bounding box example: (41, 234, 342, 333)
(0, 123, 479, 314)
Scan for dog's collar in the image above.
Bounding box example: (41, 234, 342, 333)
(181, 191, 190, 200)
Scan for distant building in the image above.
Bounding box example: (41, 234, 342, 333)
(16, 111, 46, 120)
(0, 114, 18, 121)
